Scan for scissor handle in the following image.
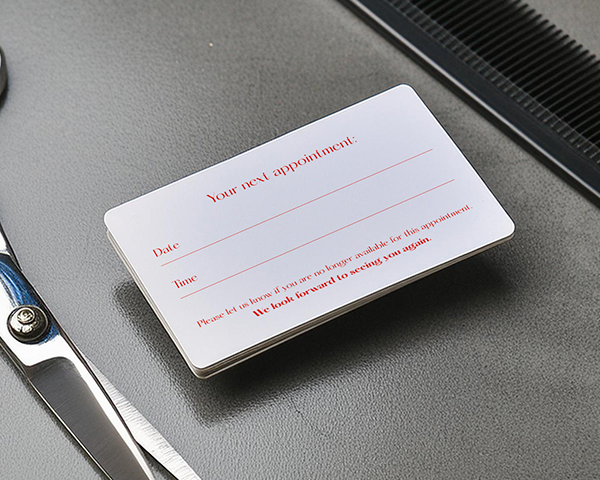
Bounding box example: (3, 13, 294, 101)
(0, 48, 6, 97)
(0, 253, 60, 370)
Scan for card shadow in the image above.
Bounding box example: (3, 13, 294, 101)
(111, 252, 514, 425)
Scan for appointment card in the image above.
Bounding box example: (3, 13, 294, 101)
(105, 85, 514, 378)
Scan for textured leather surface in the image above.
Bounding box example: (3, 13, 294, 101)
(1, 1, 599, 478)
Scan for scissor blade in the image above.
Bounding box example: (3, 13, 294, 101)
(87, 360, 202, 480)
(28, 356, 155, 480)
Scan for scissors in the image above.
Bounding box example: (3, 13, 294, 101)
(0, 49, 201, 479)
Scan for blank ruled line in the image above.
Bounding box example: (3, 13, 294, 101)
(180, 178, 454, 299)
(161, 148, 433, 267)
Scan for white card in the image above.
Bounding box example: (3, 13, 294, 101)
(105, 85, 514, 378)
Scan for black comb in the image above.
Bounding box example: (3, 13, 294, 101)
(349, 0, 600, 200)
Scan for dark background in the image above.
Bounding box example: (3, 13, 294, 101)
(1, 0, 599, 478)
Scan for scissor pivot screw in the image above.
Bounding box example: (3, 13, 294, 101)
(8, 306, 49, 343)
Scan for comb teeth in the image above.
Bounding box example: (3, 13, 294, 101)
(393, 0, 600, 161)
(353, 0, 600, 198)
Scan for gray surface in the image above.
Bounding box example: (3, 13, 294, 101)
(0, 0, 599, 478)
